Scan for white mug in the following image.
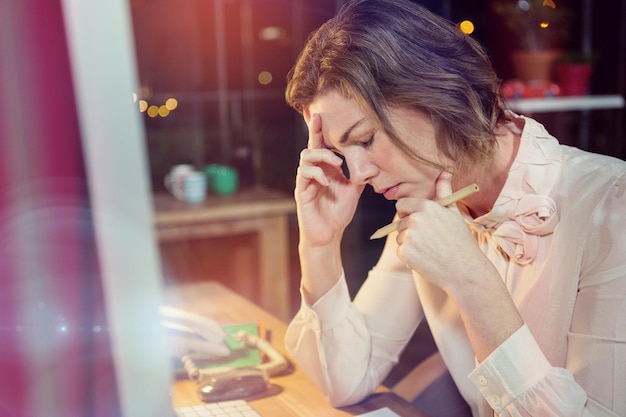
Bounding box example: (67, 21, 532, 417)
(164, 164, 193, 200)
(182, 171, 207, 203)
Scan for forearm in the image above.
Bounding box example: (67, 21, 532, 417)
(286, 268, 422, 407)
(299, 239, 344, 304)
(285, 277, 379, 407)
(448, 264, 524, 362)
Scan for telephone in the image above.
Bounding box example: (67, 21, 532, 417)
(160, 305, 231, 361)
(160, 305, 290, 379)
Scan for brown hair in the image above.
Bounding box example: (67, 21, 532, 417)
(285, 0, 506, 171)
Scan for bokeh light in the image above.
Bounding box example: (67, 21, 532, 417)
(135, 95, 178, 117)
(158, 105, 170, 117)
(258, 71, 273, 85)
(258, 26, 284, 41)
(147, 105, 159, 118)
(165, 97, 178, 110)
(459, 20, 475, 35)
(543, 0, 556, 9)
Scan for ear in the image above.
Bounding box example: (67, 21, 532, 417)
(303, 107, 311, 124)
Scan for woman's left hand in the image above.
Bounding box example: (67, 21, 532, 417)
(396, 172, 524, 361)
(394, 172, 490, 294)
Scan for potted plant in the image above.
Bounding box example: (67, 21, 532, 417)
(553, 52, 597, 96)
(492, 0, 571, 81)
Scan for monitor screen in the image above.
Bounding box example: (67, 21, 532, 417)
(64, 1, 173, 416)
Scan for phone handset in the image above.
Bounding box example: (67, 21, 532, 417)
(160, 306, 291, 385)
(181, 330, 290, 383)
(160, 305, 231, 360)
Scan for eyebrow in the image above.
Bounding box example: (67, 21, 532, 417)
(339, 118, 367, 145)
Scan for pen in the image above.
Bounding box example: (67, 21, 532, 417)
(369, 183, 479, 240)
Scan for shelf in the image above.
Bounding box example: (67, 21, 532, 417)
(507, 95, 625, 114)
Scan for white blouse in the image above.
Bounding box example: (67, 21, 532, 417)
(284, 115, 626, 417)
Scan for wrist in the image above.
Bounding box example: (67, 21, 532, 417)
(299, 240, 342, 273)
(447, 268, 524, 361)
(299, 241, 343, 303)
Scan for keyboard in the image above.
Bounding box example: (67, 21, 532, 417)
(175, 400, 262, 417)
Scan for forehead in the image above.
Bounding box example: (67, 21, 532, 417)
(308, 91, 377, 144)
(308, 91, 364, 120)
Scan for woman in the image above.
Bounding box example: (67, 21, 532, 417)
(283, 1, 626, 416)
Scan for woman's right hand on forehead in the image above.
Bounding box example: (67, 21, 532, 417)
(295, 113, 364, 247)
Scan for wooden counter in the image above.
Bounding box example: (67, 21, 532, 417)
(165, 281, 431, 417)
(153, 186, 296, 320)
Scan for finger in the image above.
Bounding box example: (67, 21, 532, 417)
(395, 198, 426, 218)
(435, 170, 464, 215)
(307, 113, 325, 149)
(300, 148, 343, 168)
(394, 199, 412, 218)
(394, 216, 409, 235)
(435, 170, 453, 200)
(297, 165, 330, 186)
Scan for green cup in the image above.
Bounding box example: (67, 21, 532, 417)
(205, 164, 238, 196)
(204, 164, 221, 186)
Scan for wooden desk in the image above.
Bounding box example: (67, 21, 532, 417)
(154, 186, 296, 320)
(165, 281, 431, 417)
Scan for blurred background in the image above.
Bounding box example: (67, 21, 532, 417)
(130, 0, 625, 193)
(129, 0, 625, 301)
(129, 0, 626, 396)
(1, 1, 624, 416)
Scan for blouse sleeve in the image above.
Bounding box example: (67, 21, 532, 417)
(284, 266, 423, 407)
(567, 171, 626, 414)
(468, 172, 626, 417)
(468, 325, 589, 415)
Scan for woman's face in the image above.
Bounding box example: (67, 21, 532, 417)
(305, 90, 449, 200)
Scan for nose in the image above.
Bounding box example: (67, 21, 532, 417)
(345, 153, 377, 185)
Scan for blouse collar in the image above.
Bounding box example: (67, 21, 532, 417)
(470, 113, 562, 265)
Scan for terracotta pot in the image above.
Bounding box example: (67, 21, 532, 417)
(554, 62, 594, 96)
(511, 49, 562, 82)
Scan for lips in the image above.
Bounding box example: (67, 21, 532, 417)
(381, 184, 400, 200)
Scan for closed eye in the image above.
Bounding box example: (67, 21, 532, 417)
(361, 134, 374, 148)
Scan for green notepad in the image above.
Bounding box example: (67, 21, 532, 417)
(216, 322, 263, 369)
(173, 322, 262, 379)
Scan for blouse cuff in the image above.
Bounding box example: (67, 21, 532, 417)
(468, 324, 551, 412)
(300, 271, 352, 331)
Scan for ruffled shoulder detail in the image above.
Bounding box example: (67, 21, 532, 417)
(473, 114, 562, 265)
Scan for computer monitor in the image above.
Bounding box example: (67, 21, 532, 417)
(61, 1, 173, 416)
(1, 2, 187, 415)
